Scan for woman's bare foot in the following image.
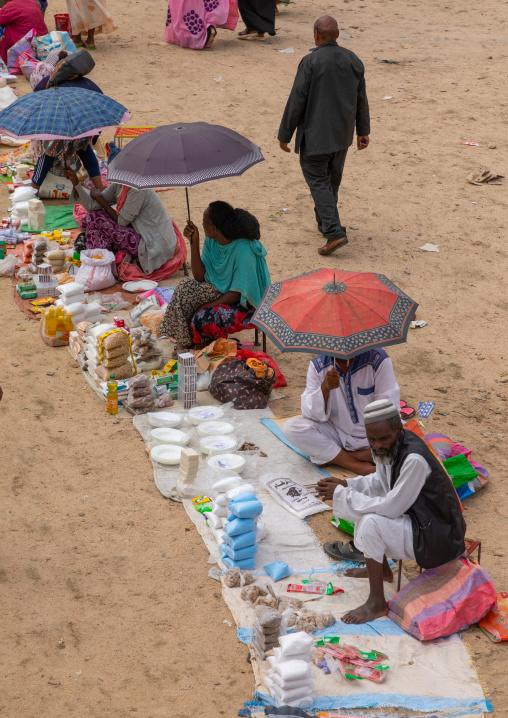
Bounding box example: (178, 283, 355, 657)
(342, 598, 389, 624)
(344, 564, 394, 582)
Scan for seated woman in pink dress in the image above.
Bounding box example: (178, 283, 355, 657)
(165, 0, 238, 49)
(0, 0, 48, 64)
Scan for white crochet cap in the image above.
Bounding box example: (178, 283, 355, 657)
(364, 399, 399, 425)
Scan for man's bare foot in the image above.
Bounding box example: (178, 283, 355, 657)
(344, 565, 394, 582)
(342, 598, 389, 624)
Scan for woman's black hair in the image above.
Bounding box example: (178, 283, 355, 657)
(206, 200, 260, 241)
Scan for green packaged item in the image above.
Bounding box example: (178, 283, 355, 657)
(156, 373, 173, 386)
(331, 516, 355, 535)
(20, 290, 38, 299)
(17, 281, 36, 292)
(442, 454, 478, 489)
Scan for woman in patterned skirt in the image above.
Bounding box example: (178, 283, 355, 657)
(165, 0, 238, 49)
(64, 166, 178, 275)
(161, 201, 270, 352)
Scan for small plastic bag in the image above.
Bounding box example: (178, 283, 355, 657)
(0, 254, 19, 277)
(87, 291, 132, 311)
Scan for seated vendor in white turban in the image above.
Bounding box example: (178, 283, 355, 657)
(283, 350, 400, 475)
(317, 399, 466, 624)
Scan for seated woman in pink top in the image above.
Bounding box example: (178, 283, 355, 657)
(0, 0, 48, 64)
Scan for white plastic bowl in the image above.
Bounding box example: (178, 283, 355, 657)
(207, 453, 246, 473)
(188, 405, 225, 425)
(150, 444, 183, 465)
(150, 428, 190, 445)
(197, 421, 235, 437)
(199, 435, 238, 455)
(147, 411, 182, 429)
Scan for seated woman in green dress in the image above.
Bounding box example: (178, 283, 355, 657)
(161, 201, 270, 352)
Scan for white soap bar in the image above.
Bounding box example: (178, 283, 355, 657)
(227, 483, 257, 499)
(57, 281, 85, 298)
(62, 293, 86, 306)
(279, 632, 314, 657)
(208, 513, 223, 530)
(273, 647, 311, 664)
(88, 323, 116, 339)
(275, 659, 311, 683)
(212, 476, 244, 493)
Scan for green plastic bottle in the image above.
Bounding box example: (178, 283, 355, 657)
(107, 375, 118, 415)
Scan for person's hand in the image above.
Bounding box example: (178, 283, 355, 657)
(317, 476, 347, 500)
(357, 136, 369, 150)
(64, 165, 79, 187)
(279, 141, 290, 153)
(322, 367, 340, 393)
(184, 220, 199, 245)
(90, 187, 102, 200)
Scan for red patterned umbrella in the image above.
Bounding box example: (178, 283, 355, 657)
(251, 268, 417, 360)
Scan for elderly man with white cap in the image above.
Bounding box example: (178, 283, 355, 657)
(283, 350, 400, 476)
(317, 399, 466, 624)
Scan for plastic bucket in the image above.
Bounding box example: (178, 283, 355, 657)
(54, 14, 71, 33)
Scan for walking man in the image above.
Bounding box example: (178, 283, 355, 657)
(278, 16, 370, 255)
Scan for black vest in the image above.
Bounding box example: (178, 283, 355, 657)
(391, 430, 466, 569)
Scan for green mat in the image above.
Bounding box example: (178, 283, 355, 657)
(21, 205, 79, 232)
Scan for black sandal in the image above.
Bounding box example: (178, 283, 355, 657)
(324, 540, 365, 563)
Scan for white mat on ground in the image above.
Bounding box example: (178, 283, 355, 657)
(134, 405, 488, 716)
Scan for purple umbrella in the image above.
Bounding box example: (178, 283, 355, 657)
(107, 122, 265, 219)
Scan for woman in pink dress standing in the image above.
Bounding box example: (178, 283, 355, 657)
(165, 0, 238, 49)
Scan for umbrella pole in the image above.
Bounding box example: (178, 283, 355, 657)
(185, 187, 191, 222)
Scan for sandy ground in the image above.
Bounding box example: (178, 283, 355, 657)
(1, 0, 508, 714)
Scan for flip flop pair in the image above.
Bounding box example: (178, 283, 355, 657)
(324, 540, 365, 563)
(400, 400, 415, 419)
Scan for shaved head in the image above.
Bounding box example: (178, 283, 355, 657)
(314, 15, 339, 42)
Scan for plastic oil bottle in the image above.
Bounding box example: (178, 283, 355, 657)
(107, 375, 118, 415)
(61, 311, 74, 342)
(45, 306, 57, 337)
(55, 307, 65, 338)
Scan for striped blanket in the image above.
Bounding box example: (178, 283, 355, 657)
(388, 557, 496, 641)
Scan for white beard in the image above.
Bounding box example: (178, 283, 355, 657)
(373, 453, 392, 466)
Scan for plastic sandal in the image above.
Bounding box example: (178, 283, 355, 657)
(324, 540, 365, 563)
(400, 400, 415, 419)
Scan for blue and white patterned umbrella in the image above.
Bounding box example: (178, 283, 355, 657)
(0, 88, 129, 141)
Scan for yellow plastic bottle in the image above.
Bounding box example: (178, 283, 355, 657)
(45, 307, 57, 337)
(61, 311, 74, 341)
(107, 375, 119, 415)
(56, 308, 65, 337)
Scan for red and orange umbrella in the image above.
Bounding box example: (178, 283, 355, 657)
(252, 268, 417, 360)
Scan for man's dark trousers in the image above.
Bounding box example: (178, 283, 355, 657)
(299, 146, 349, 241)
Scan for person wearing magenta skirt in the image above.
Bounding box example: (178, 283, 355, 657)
(165, 0, 238, 49)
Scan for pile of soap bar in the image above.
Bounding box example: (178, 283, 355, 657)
(179, 448, 199, 483)
(266, 632, 314, 708)
(208, 477, 266, 569)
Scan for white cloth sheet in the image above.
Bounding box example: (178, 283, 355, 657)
(135, 403, 486, 714)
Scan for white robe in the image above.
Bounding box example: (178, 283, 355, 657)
(283, 350, 400, 464)
(333, 454, 431, 563)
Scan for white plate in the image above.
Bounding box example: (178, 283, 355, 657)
(150, 428, 189, 445)
(150, 444, 183, 465)
(197, 421, 235, 437)
(122, 280, 158, 293)
(147, 411, 182, 429)
(207, 453, 246, 472)
(188, 405, 225, 425)
(199, 435, 238, 455)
